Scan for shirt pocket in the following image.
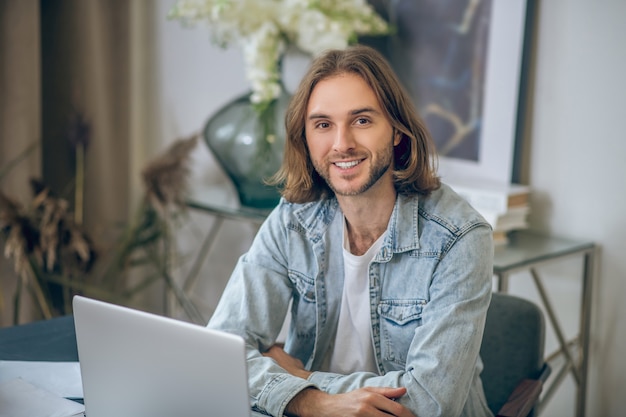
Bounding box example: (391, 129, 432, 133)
(286, 270, 317, 353)
(377, 299, 427, 366)
(289, 270, 316, 303)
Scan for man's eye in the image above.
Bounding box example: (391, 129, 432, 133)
(316, 122, 330, 129)
(356, 118, 370, 125)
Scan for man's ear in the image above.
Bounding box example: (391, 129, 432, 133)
(393, 130, 402, 146)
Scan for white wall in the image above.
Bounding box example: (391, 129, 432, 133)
(526, 1, 626, 416)
(155, 0, 626, 415)
(154, 0, 251, 317)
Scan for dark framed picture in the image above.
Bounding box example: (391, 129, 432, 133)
(363, 0, 535, 184)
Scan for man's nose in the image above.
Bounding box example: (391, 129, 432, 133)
(333, 125, 356, 152)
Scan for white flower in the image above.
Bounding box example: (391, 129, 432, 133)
(242, 21, 285, 106)
(290, 10, 351, 54)
(169, 0, 390, 110)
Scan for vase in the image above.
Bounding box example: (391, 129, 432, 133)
(203, 84, 290, 209)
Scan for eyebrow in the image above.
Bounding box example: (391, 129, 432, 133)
(307, 107, 380, 121)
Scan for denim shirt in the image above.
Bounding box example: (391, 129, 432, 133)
(208, 183, 494, 417)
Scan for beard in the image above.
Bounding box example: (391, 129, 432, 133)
(312, 143, 395, 197)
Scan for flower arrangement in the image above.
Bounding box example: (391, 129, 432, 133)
(168, 0, 390, 112)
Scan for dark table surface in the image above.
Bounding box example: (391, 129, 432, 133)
(0, 315, 78, 361)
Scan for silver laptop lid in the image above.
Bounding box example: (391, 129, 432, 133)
(73, 295, 250, 417)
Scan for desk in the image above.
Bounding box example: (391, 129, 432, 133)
(0, 315, 77, 361)
(493, 231, 596, 417)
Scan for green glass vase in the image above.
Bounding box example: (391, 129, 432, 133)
(203, 85, 290, 209)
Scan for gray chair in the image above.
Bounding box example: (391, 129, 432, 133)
(480, 293, 551, 417)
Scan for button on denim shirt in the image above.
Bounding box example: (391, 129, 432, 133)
(208, 183, 494, 417)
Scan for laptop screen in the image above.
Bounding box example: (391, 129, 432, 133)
(73, 296, 251, 417)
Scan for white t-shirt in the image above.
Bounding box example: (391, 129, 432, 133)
(325, 218, 385, 375)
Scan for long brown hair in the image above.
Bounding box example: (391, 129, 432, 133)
(270, 44, 440, 203)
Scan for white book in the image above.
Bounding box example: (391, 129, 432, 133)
(0, 360, 83, 399)
(479, 205, 530, 230)
(0, 378, 85, 417)
(446, 179, 530, 215)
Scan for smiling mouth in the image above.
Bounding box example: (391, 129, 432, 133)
(334, 160, 362, 169)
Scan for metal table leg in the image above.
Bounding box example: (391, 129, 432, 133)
(576, 248, 596, 417)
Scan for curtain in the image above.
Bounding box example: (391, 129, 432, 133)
(0, 0, 42, 325)
(0, 0, 156, 326)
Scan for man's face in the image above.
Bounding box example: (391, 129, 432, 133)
(305, 73, 399, 198)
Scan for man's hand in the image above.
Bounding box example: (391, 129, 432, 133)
(285, 386, 416, 417)
(262, 344, 311, 379)
(262, 345, 415, 417)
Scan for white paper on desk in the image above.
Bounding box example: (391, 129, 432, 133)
(0, 378, 85, 417)
(0, 361, 83, 399)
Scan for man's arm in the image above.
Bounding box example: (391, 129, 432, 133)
(264, 345, 415, 417)
(285, 386, 413, 417)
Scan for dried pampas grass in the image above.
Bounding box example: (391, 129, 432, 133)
(0, 191, 38, 277)
(0, 181, 96, 322)
(1, 134, 200, 323)
(142, 134, 199, 217)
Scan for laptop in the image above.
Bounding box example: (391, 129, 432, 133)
(72, 295, 251, 417)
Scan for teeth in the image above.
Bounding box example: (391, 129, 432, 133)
(335, 160, 359, 169)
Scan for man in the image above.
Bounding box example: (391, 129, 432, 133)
(208, 45, 494, 417)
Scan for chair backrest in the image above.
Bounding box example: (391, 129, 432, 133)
(480, 292, 546, 415)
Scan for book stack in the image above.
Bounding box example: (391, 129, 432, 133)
(446, 179, 531, 246)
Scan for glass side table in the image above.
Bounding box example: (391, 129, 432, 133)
(186, 192, 597, 417)
(493, 230, 597, 417)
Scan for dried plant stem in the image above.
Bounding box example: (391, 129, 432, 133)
(74, 142, 85, 226)
(11, 262, 53, 324)
(0, 265, 4, 314)
(26, 273, 53, 320)
(0, 141, 39, 181)
(144, 245, 204, 323)
(182, 217, 223, 294)
(62, 279, 72, 316)
(12, 273, 24, 325)
(94, 201, 150, 291)
(123, 273, 163, 298)
(43, 274, 125, 304)
(26, 260, 54, 320)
